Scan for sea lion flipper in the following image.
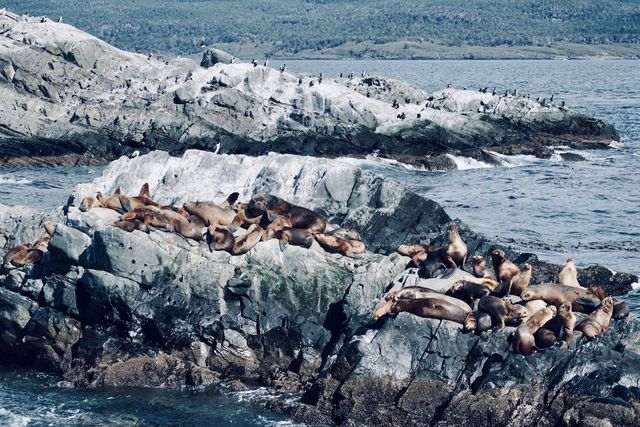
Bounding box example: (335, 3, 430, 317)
(118, 195, 132, 213)
(114, 186, 122, 195)
(138, 183, 151, 198)
(266, 210, 281, 222)
(574, 297, 600, 308)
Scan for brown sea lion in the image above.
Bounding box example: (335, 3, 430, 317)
(576, 297, 614, 339)
(329, 227, 362, 241)
(232, 224, 266, 255)
(207, 226, 235, 252)
(314, 233, 365, 257)
(183, 201, 236, 227)
(246, 194, 326, 233)
(277, 228, 314, 250)
(446, 282, 490, 306)
(2, 243, 32, 266)
(113, 220, 150, 233)
(472, 256, 497, 281)
(512, 305, 557, 356)
(79, 195, 103, 212)
(519, 299, 548, 317)
(521, 283, 601, 312)
(478, 296, 528, 330)
(446, 223, 467, 268)
(491, 250, 520, 284)
(160, 208, 203, 241)
(374, 287, 476, 330)
(509, 263, 532, 296)
(534, 302, 576, 349)
(219, 192, 240, 209)
(558, 258, 581, 287)
(120, 208, 174, 233)
(588, 286, 630, 320)
(138, 182, 151, 199)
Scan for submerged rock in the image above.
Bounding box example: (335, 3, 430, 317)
(0, 10, 619, 169)
(0, 151, 638, 426)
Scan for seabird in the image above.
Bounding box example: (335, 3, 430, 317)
(280, 64, 286, 72)
(561, 101, 566, 108)
(513, 89, 518, 96)
(492, 88, 496, 96)
(58, 16, 63, 23)
(447, 82, 452, 88)
(252, 59, 258, 67)
(505, 90, 510, 97)
(298, 77, 303, 85)
(550, 94, 554, 102)
(339, 72, 343, 78)
(264, 59, 268, 67)
(361, 70, 365, 78)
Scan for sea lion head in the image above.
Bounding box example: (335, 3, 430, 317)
(588, 286, 608, 300)
(472, 255, 485, 265)
(373, 300, 395, 318)
(79, 196, 102, 212)
(246, 194, 275, 218)
(448, 223, 460, 238)
(508, 304, 529, 323)
(520, 288, 538, 301)
(601, 296, 614, 313)
(491, 249, 506, 263)
(522, 263, 532, 272)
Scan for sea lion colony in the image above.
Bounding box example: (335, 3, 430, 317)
(2, 185, 630, 357)
(379, 230, 630, 356)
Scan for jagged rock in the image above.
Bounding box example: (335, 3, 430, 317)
(0, 10, 619, 168)
(200, 48, 235, 68)
(0, 151, 638, 425)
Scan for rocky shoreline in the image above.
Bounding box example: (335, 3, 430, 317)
(0, 10, 620, 170)
(0, 150, 638, 426)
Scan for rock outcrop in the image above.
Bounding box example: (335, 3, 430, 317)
(0, 150, 638, 426)
(0, 10, 619, 169)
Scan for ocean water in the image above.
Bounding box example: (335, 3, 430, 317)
(0, 60, 639, 424)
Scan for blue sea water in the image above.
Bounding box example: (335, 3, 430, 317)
(0, 59, 638, 425)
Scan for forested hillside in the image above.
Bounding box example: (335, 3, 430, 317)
(5, 0, 640, 58)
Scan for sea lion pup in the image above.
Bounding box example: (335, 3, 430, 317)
(231, 224, 266, 255)
(521, 283, 601, 313)
(246, 194, 326, 234)
(576, 297, 614, 339)
(120, 207, 174, 233)
(374, 287, 476, 331)
(314, 233, 365, 257)
(534, 302, 576, 349)
(491, 250, 520, 284)
(478, 296, 528, 330)
(207, 226, 235, 252)
(558, 257, 581, 287)
(512, 305, 557, 356)
(446, 223, 467, 268)
(509, 263, 532, 296)
(183, 201, 236, 227)
(446, 282, 490, 306)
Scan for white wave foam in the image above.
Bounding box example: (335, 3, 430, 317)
(609, 140, 625, 149)
(550, 153, 563, 162)
(337, 154, 429, 172)
(485, 151, 539, 168)
(0, 408, 31, 427)
(445, 154, 493, 170)
(632, 282, 640, 290)
(0, 175, 32, 185)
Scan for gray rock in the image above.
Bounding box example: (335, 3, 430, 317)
(200, 48, 235, 68)
(48, 223, 92, 265)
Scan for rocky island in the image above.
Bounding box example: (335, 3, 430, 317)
(0, 150, 638, 426)
(0, 10, 620, 170)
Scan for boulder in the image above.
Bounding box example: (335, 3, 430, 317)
(200, 48, 235, 68)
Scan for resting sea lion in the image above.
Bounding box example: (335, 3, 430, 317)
(278, 228, 314, 250)
(491, 250, 520, 284)
(232, 224, 266, 255)
(534, 302, 576, 349)
(519, 299, 548, 317)
(446, 223, 467, 268)
(315, 233, 365, 257)
(329, 227, 362, 241)
(2, 244, 32, 266)
(576, 297, 614, 339)
(207, 226, 235, 252)
(120, 208, 174, 233)
(183, 201, 236, 227)
(588, 286, 629, 320)
(446, 282, 490, 306)
(509, 263, 532, 296)
(512, 306, 557, 355)
(472, 256, 497, 281)
(374, 287, 476, 330)
(521, 283, 601, 313)
(160, 208, 203, 241)
(478, 296, 528, 330)
(558, 258, 581, 287)
(113, 220, 150, 233)
(246, 194, 326, 233)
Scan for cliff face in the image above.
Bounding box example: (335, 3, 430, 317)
(0, 151, 638, 426)
(0, 10, 619, 169)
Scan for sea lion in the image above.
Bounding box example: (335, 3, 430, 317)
(491, 250, 520, 284)
(183, 201, 236, 227)
(509, 263, 532, 296)
(232, 224, 266, 255)
(576, 297, 614, 339)
(2, 243, 32, 266)
(329, 227, 362, 241)
(512, 305, 557, 356)
(246, 194, 326, 234)
(120, 208, 174, 233)
(521, 284, 601, 312)
(558, 258, 581, 287)
(446, 282, 490, 306)
(472, 256, 497, 281)
(519, 299, 548, 317)
(230, 203, 268, 229)
(207, 226, 235, 252)
(314, 233, 365, 257)
(446, 223, 467, 268)
(534, 302, 576, 349)
(374, 287, 476, 330)
(477, 296, 528, 330)
(79, 195, 103, 212)
(219, 192, 240, 209)
(277, 228, 314, 250)
(160, 208, 203, 241)
(113, 220, 150, 233)
(588, 286, 629, 320)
